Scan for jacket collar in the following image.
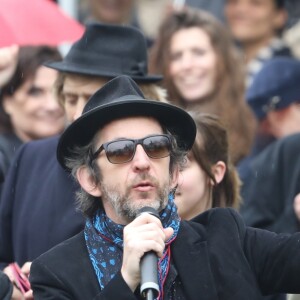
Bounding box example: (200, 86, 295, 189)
(172, 221, 217, 300)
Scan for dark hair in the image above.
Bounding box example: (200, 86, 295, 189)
(149, 7, 256, 164)
(275, 0, 288, 34)
(275, 0, 286, 9)
(65, 123, 186, 218)
(189, 112, 241, 209)
(0, 46, 61, 133)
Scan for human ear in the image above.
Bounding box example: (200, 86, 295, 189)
(273, 9, 287, 31)
(76, 166, 102, 197)
(170, 166, 179, 190)
(211, 161, 226, 185)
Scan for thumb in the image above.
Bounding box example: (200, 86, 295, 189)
(164, 227, 174, 242)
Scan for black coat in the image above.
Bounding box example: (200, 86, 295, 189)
(0, 136, 85, 268)
(0, 132, 23, 183)
(30, 208, 300, 299)
(0, 271, 12, 300)
(240, 133, 300, 233)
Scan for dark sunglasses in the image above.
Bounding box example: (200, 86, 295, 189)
(91, 134, 173, 164)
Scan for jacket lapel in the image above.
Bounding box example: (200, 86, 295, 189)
(172, 221, 218, 300)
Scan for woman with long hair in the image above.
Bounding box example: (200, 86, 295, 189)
(149, 8, 256, 164)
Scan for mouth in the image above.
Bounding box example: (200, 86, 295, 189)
(179, 75, 205, 87)
(38, 113, 64, 121)
(133, 181, 154, 192)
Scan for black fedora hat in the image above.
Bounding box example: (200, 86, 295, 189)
(45, 22, 162, 83)
(57, 75, 196, 170)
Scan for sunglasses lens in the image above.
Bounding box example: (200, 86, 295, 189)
(143, 136, 171, 159)
(106, 140, 135, 164)
(103, 135, 171, 164)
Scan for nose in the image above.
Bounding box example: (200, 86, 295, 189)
(131, 144, 150, 172)
(44, 92, 62, 112)
(180, 53, 194, 70)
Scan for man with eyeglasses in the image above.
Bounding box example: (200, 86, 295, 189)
(29, 75, 300, 299)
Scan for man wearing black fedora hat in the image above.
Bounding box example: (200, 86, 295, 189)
(0, 22, 165, 298)
(29, 75, 300, 299)
(47, 20, 164, 124)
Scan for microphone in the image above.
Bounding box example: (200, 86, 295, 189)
(137, 207, 160, 300)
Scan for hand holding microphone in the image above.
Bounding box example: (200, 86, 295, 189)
(138, 207, 160, 300)
(120, 207, 173, 299)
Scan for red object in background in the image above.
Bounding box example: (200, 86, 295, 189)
(0, 0, 84, 47)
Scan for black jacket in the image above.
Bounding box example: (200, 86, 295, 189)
(0, 132, 22, 183)
(0, 271, 12, 300)
(30, 208, 300, 299)
(0, 136, 85, 268)
(240, 133, 300, 233)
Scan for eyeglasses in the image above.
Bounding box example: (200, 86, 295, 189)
(91, 134, 173, 164)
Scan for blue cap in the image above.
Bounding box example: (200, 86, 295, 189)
(246, 57, 300, 120)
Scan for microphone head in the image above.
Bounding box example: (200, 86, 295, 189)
(137, 206, 159, 219)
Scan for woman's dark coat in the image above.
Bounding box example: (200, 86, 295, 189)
(0, 136, 85, 268)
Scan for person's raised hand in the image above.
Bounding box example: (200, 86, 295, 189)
(0, 45, 19, 88)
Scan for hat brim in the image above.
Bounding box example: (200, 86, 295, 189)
(45, 61, 163, 83)
(57, 99, 196, 170)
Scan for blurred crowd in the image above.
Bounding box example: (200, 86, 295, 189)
(0, 0, 300, 299)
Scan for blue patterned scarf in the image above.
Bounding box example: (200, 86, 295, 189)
(84, 194, 180, 299)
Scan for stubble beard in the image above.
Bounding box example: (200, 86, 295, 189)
(100, 174, 170, 222)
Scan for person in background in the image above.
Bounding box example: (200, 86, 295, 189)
(238, 57, 300, 177)
(247, 58, 300, 142)
(240, 57, 300, 235)
(0, 22, 165, 300)
(0, 46, 65, 180)
(224, 0, 292, 87)
(133, 0, 226, 48)
(29, 75, 300, 300)
(149, 7, 256, 165)
(79, 0, 134, 24)
(241, 132, 300, 235)
(175, 112, 241, 220)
